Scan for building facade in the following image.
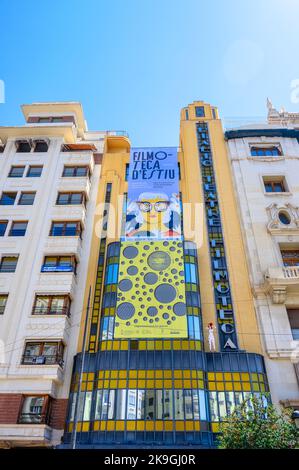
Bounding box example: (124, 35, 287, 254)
(2, 99, 291, 448)
(0, 102, 125, 447)
(226, 100, 299, 409)
(60, 101, 270, 448)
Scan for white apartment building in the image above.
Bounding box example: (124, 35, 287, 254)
(226, 100, 299, 408)
(0, 101, 122, 447)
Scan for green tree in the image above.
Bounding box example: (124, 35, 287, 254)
(218, 395, 298, 449)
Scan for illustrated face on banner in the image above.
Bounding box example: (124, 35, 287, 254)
(125, 147, 181, 239)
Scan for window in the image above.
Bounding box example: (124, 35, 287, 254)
(33, 141, 48, 152)
(52, 117, 64, 123)
(185, 109, 189, 120)
(281, 250, 299, 267)
(9, 221, 28, 237)
(22, 341, 64, 366)
(263, 178, 286, 193)
(16, 141, 31, 153)
(287, 309, 299, 340)
(62, 166, 89, 177)
(18, 192, 36, 205)
(125, 163, 129, 181)
(26, 166, 43, 177)
(38, 117, 50, 123)
(56, 192, 85, 205)
(32, 295, 71, 316)
(251, 146, 281, 157)
(0, 295, 8, 314)
(18, 396, 50, 424)
(0, 192, 17, 205)
(278, 211, 291, 225)
(8, 166, 25, 178)
(0, 256, 18, 273)
(41, 255, 77, 274)
(0, 221, 8, 236)
(50, 221, 82, 237)
(195, 106, 205, 117)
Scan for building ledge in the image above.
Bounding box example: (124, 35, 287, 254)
(263, 266, 299, 303)
(0, 125, 77, 144)
(0, 423, 52, 446)
(267, 348, 298, 359)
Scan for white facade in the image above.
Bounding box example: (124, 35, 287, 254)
(0, 102, 117, 446)
(226, 101, 299, 407)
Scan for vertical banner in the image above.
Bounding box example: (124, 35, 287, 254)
(115, 146, 187, 339)
(125, 147, 181, 239)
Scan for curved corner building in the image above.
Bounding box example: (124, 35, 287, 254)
(62, 101, 270, 448)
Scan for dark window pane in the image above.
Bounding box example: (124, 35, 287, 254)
(195, 106, 205, 117)
(274, 182, 284, 192)
(0, 193, 17, 205)
(76, 167, 88, 177)
(0, 295, 8, 314)
(27, 166, 43, 177)
(63, 167, 75, 177)
(8, 166, 25, 177)
(57, 193, 69, 204)
(50, 223, 64, 236)
(0, 257, 18, 273)
(0, 221, 8, 236)
(70, 193, 83, 204)
(16, 142, 31, 152)
(18, 193, 35, 205)
(9, 222, 28, 236)
(34, 141, 48, 152)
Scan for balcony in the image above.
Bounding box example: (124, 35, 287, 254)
(32, 306, 70, 316)
(18, 412, 49, 425)
(57, 176, 90, 198)
(21, 354, 64, 368)
(51, 204, 86, 225)
(44, 236, 82, 257)
(61, 151, 94, 168)
(264, 266, 299, 303)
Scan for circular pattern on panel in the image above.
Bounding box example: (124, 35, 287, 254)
(148, 251, 171, 271)
(115, 240, 187, 328)
(116, 302, 135, 320)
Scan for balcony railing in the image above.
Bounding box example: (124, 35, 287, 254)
(49, 229, 81, 237)
(21, 355, 64, 367)
(18, 412, 49, 425)
(41, 265, 76, 273)
(32, 306, 70, 316)
(265, 266, 299, 281)
(282, 266, 299, 279)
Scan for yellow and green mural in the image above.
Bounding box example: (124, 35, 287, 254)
(114, 240, 188, 338)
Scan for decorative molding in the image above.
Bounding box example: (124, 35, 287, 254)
(266, 202, 299, 234)
(270, 286, 287, 304)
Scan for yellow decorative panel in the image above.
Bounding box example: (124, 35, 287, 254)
(175, 421, 185, 431)
(164, 421, 173, 431)
(114, 241, 188, 338)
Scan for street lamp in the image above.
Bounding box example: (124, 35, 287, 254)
(292, 410, 299, 429)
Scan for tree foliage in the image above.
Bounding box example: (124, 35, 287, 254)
(218, 395, 298, 449)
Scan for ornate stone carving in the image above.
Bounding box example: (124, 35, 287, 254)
(270, 286, 287, 304)
(267, 202, 299, 234)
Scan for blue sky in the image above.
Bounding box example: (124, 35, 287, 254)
(0, 0, 298, 146)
